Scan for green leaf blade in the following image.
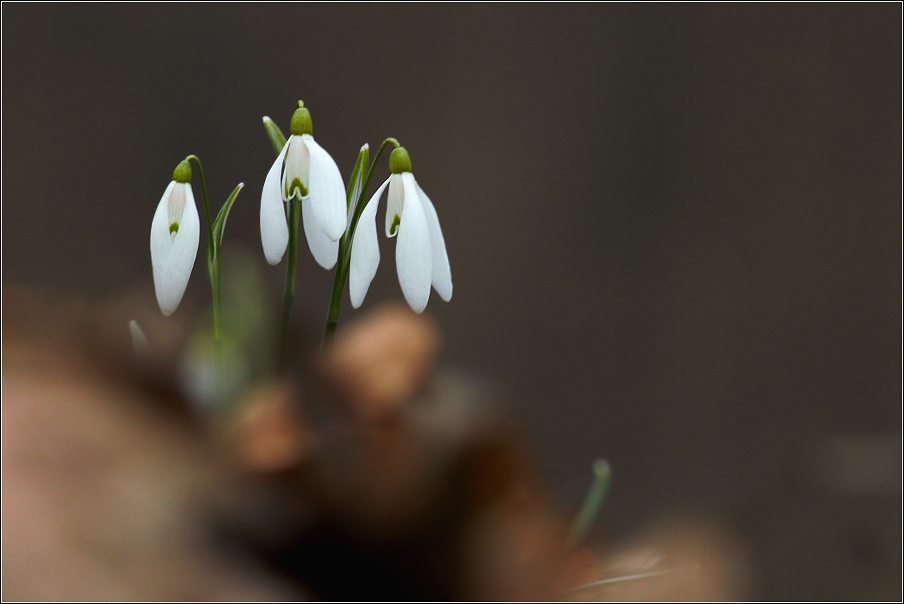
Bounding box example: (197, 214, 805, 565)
(262, 116, 287, 157)
(213, 182, 245, 248)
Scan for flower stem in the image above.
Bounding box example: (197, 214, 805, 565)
(322, 240, 348, 345)
(320, 138, 400, 349)
(279, 197, 301, 360)
(186, 154, 222, 342)
(210, 249, 222, 340)
(185, 154, 227, 411)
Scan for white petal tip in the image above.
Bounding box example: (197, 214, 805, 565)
(156, 297, 178, 317)
(316, 256, 338, 270)
(326, 226, 345, 241)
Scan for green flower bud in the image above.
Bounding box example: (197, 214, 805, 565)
(172, 160, 192, 184)
(290, 101, 313, 136)
(389, 146, 411, 174)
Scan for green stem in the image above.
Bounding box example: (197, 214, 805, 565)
(322, 238, 349, 345)
(186, 154, 221, 341)
(208, 243, 226, 409)
(187, 155, 215, 251)
(185, 154, 227, 411)
(321, 138, 400, 349)
(280, 197, 301, 359)
(347, 138, 399, 236)
(211, 248, 222, 340)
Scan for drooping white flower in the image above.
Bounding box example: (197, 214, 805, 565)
(260, 103, 346, 268)
(150, 160, 200, 316)
(349, 147, 452, 314)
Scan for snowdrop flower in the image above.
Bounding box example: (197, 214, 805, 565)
(349, 147, 452, 314)
(260, 102, 346, 268)
(150, 160, 200, 316)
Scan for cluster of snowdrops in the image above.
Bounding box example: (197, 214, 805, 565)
(149, 100, 452, 352)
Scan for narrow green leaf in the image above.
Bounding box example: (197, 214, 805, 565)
(566, 459, 611, 551)
(346, 143, 369, 214)
(213, 182, 245, 248)
(262, 116, 287, 156)
(561, 569, 676, 596)
(128, 320, 150, 356)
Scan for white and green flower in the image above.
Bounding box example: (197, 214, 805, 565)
(150, 160, 199, 316)
(260, 103, 346, 268)
(349, 147, 452, 314)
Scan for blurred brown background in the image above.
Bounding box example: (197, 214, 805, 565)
(3, 4, 900, 599)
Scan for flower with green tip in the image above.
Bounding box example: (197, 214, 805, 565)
(150, 160, 200, 316)
(260, 102, 346, 268)
(349, 147, 452, 314)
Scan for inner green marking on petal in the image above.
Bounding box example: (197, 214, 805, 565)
(286, 177, 308, 199)
(389, 214, 401, 236)
(169, 222, 179, 235)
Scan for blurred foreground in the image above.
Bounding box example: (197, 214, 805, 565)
(3, 285, 762, 600)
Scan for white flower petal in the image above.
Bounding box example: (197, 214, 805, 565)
(166, 180, 186, 225)
(349, 178, 389, 309)
(415, 180, 453, 302)
(303, 135, 346, 241)
(260, 141, 290, 265)
(151, 183, 175, 309)
(151, 182, 199, 316)
(283, 135, 310, 200)
(302, 198, 339, 269)
(396, 173, 432, 313)
(385, 173, 404, 238)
